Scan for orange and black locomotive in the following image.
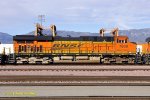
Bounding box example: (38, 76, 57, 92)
(12, 24, 137, 64)
(1, 23, 150, 64)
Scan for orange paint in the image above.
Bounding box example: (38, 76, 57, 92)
(13, 36, 137, 55)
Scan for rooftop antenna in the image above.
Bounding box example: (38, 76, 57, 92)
(38, 15, 45, 26)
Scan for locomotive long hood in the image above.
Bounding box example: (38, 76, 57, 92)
(13, 35, 53, 41)
(13, 35, 114, 42)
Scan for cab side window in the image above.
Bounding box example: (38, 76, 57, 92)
(125, 39, 127, 43)
(117, 39, 127, 43)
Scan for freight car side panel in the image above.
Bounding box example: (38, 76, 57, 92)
(0, 44, 14, 54)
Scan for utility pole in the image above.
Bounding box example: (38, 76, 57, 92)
(38, 15, 45, 26)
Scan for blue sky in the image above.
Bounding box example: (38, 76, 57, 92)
(0, 0, 150, 35)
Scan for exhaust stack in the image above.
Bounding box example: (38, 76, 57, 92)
(35, 23, 43, 36)
(50, 25, 57, 38)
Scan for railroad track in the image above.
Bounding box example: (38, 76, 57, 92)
(1, 65, 150, 69)
(1, 65, 150, 85)
(0, 68, 150, 72)
(3, 62, 150, 65)
(1, 81, 150, 86)
(1, 68, 150, 76)
(1, 97, 150, 100)
(1, 64, 150, 66)
(1, 76, 150, 86)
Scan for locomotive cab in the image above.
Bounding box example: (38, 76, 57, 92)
(112, 35, 136, 56)
(115, 36, 128, 44)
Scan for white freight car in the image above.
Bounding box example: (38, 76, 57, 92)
(0, 44, 14, 55)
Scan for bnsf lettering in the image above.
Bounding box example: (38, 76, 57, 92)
(53, 44, 81, 48)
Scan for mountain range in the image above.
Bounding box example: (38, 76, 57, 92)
(0, 32, 13, 44)
(1, 28, 150, 44)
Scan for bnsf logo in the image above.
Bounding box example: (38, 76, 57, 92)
(53, 44, 81, 48)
